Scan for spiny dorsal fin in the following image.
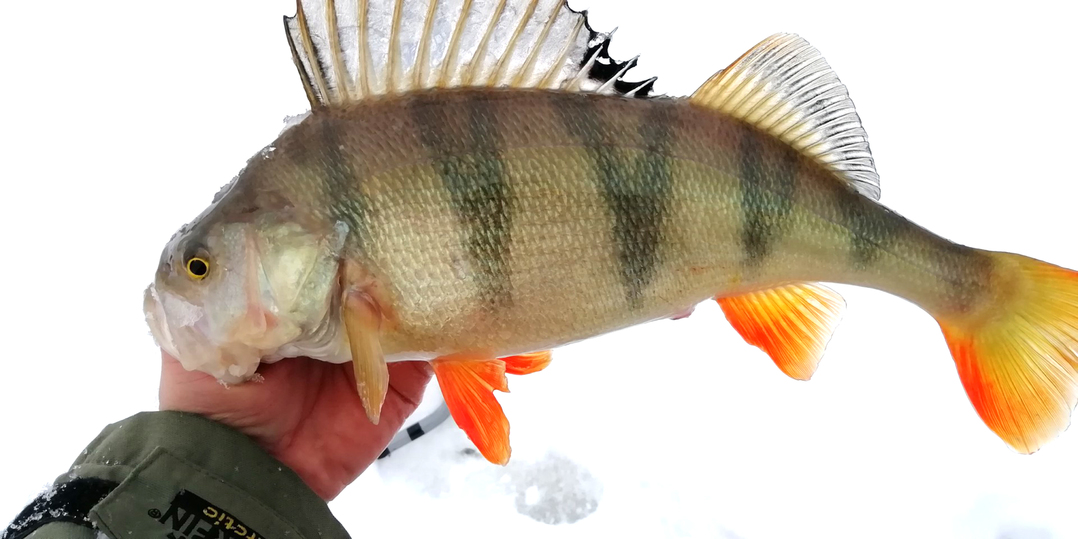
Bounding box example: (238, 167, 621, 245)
(284, 0, 658, 107)
(691, 33, 880, 200)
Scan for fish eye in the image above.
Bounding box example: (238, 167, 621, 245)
(185, 257, 210, 280)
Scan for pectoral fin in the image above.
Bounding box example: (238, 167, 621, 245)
(342, 291, 389, 425)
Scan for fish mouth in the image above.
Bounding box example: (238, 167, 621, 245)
(144, 283, 182, 361)
(143, 282, 263, 383)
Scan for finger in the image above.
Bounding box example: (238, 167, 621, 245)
(386, 361, 433, 410)
(160, 350, 228, 384)
(159, 350, 188, 379)
(159, 351, 217, 405)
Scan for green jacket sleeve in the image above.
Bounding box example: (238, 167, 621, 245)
(4, 411, 350, 539)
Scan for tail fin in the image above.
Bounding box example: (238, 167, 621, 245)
(937, 252, 1078, 453)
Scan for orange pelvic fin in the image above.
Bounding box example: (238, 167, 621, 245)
(501, 351, 552, 375)
(717, 283, 845, 381)
(937, 252, 1078, 454)
(430, 355, 511, 465)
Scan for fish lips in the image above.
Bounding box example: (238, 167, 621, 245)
(143, 283, 262, 383)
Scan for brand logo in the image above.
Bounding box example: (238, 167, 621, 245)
(147, 490, 264, 539)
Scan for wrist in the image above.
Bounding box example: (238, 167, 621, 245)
(66, 411, 349, 538)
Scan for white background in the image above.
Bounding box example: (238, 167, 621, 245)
(2, 1, 1076, 537)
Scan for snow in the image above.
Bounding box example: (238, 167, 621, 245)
(2, 0, 1077, 538)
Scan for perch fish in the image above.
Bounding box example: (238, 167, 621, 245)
(144, 0, 1078, 464)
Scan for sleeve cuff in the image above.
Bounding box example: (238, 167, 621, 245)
(71, 411, 348, 539)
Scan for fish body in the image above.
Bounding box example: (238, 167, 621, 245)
(227, 90, 981, 361)
(145, 0, 1078, 464)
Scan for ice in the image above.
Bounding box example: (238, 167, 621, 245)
(507, 452, 602, 525)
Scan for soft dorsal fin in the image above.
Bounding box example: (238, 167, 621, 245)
(691, 33, 880, 200)
(284, 0, 658, 107)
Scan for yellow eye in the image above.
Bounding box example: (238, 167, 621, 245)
(185, 257, 210, 280)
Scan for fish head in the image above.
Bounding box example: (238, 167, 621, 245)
(144, 211, 347, 383)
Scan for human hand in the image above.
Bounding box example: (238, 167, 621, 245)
(158, 351, 432, 500)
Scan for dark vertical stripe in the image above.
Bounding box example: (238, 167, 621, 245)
(284, 116, 369, 249)
(412, 95, 513, 306)
(629, 104, 675, 299)
(839, 196, 895, 269)
(738, 123, 797, 266)
(834, 184, 991, 313)
(463, 98, 513, 306)
(555, 94, 673, 307)
(319, 121, 370, 245)
(829, 172, 915, 270)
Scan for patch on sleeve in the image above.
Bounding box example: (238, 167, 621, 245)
(90, 448, 301, 539)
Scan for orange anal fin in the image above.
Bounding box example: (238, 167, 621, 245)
(717, 283, 845, 381)
(431, 356, 511, 465)
(501, 351, 552, 375)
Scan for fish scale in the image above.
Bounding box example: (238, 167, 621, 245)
(144, 1, 1078, 465)
(237, 89, 976, 358)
